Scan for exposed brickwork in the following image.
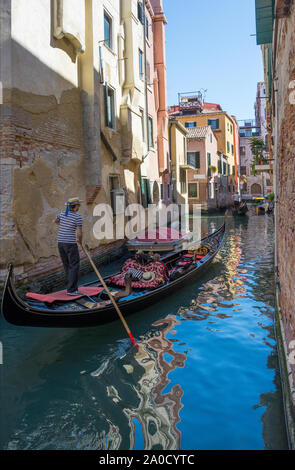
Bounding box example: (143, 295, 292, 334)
(277, 80, 295, 369)
(1, 88, 83, 165)
(275, 2, 295, 390)
(13, 240, 126, 296)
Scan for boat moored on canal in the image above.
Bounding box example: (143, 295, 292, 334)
(126, 227, 192, 252)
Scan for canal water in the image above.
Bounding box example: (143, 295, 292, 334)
(0, 212, 289, 450)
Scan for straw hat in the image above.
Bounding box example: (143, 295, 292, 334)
(142, 271, 156, 282)
(65, 197, 83, 206)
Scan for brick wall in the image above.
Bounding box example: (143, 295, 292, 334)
(275, 2, 295, 388)
(12, 240, 127, 297)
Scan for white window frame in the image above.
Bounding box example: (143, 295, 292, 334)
(188, 182, 199, 199)
(104, 9, 113, 50)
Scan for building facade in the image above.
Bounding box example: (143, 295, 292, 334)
(0, 0, 170, 283)
(169, 95, 239, 209)
(168, 120, 189, 206)
(239, 82, 273, 199)
(255, 0, 295, 447)
(186, 126, 219, 211)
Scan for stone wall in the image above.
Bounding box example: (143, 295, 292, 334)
(274, 0, 295, 413)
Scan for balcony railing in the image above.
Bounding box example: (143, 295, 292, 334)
(255, 164, 271, 172)
(238, 119, 259, 127)
(239, 131, 261, 138)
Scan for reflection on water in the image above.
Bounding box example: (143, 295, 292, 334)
(0, 214, 288, 450)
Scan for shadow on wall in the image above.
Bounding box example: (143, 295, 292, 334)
(1, 38, 96, 270)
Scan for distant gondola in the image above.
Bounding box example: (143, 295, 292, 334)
(232, 202, 248, 216)
(1, 223, 225, 328)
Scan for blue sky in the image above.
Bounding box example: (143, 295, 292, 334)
(164, 0, 264, 121)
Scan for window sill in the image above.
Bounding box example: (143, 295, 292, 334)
(103, 43, 116, 57)
(104, 125, 117, 133)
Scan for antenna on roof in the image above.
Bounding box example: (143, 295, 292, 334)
(200, 88, 208, 104)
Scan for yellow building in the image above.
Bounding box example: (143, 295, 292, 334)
(176, 111, 236, 178)
(169, 95, 238, 180)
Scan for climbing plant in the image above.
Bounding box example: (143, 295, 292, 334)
(249, 137, 267, 176)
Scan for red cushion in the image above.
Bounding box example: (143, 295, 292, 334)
(26, 286, 104, 303)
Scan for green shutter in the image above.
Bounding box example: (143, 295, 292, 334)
(146, 179, 152, 204)
(141, 178, 147, 208)
(104, 83, 109, 126)
(216, 119, 219, 129)
(218, 160, 222, 174)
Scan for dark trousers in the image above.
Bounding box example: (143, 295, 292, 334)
(58, 243, 80, 293)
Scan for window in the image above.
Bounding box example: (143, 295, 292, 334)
(207, 152, 211, 176)
(208, 119, 219, 130)
(145, 16, 149, 39)
(230, 124, 233, 134)
(218, 159, 222, 174)
(223, 162, 227, 174)
(139, 108, 145, 142)
(210, 132, 213, 143)
(141, 178, 152, 208)
(183, 137, 186, 162)
(180, 169, 187, 194)
(104, 12, 112, 49)
(231, 144, 234, 155)
(148, 116, 153, 149)
(109, 175, 120, 213)
(146, 61, 150, 84)
(187, 152, 200, 169)
(104, 84, 115, 128)
(232, 165, 235, 175)
(227, 141, 230, 153)
(209, 182, 214, 199)
(139, 49, 144, 79)
(240, 146, 246, 156)
(188, 182, 199, 198)
(227, 164, 230, 175)
(240, 166, 246, 175)
(137, 2, 145, 24)
(185, 121, 196, 128)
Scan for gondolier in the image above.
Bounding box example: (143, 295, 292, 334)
(55, 197, 83, 295)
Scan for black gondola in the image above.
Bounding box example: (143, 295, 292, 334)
(1, 223, 226, 328)
(232, 202, 248, 216)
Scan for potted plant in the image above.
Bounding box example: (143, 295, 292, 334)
(249, 137, 267, 175)
(267, 192, 275, 201)
(209, 165, 217, 174)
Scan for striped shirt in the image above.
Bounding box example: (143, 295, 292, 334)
(57, 211, 83, 244)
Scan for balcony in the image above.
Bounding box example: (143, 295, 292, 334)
(240, 131, 261, 138)
(255, 163, 271, 172)
(179, 160, 196, 170)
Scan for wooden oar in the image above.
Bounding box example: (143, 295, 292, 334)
(82, 244, 139, 349)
